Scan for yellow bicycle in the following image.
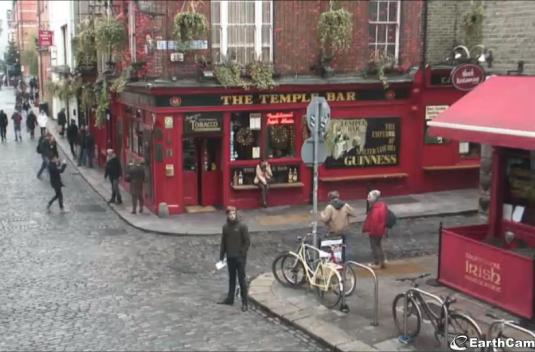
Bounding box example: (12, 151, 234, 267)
(273, 234, 344, 308)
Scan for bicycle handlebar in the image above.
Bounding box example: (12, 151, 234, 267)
(395, 273, 430, 283)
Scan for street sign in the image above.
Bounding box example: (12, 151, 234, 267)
(306, 97, 331, 138)
(38, 30, 53, 48)
(300, 138, 328, 165)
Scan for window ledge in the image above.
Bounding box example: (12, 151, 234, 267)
(319, 173, 408, 182)
(422, 163, 480, 172)
(232, 182, 304, 191)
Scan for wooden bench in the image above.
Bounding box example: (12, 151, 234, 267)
(232, 182, 305, 191)
(422, 163, 480, 172)
(319, 173, 408, 182)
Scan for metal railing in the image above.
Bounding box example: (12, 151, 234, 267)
(487, 314, 535, 346)
(346, 261, 379, 326)
(402, 288, 449, 350)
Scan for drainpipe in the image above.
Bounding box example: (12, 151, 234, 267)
(421, 0, 428, 83)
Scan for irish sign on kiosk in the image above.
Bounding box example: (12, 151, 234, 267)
(450, 64, 485, 91)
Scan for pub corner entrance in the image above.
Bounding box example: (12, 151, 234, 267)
(183, 137, 222, 207)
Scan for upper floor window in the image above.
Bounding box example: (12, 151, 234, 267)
(211, 0, 273, 65)
(368, 0, 401, 61)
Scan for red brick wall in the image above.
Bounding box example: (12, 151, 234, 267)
(126, 0, 423, 79)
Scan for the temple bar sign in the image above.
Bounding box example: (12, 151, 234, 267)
(156, 87, 410, 107)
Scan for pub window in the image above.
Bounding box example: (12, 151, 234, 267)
(424, 105, 448, 145)
(231, 112, 261, 160)
(368, 0, 401, 61)
(459, 142, 480, 158)
(504, 149, 535, 226)
(211, 0, 273, 65)
(266, 112, 296, 159)
(130, 120, 143, 156)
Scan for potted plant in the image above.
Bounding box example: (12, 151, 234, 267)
(73, 18, 97, 73)
(317, 1, 353, 77)
(173, 2, 208, 54)
(95, 16, 127, 64)
(95, 80, 110, 127)
(462, 3, 484, 49)
(363, 51, 396, 90)
(247, 61, 277, 90)
(214, 61, 248, 89)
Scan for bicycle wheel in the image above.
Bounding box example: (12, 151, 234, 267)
(273, 253, 306, 287)
(315, 266, 342, 309)
(392, 293, 422, 338)
(332, 264, 357, 297)
(447, 313, 484, 352)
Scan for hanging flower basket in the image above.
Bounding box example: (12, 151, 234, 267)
(95, 16, 127, 54)
(173, 11, 208, 45)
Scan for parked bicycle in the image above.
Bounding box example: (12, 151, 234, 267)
(272, 233, 356, 296)
(392, 273, 483, 351)
(271, 234, 350, 308)
(486, 313, 535, 352)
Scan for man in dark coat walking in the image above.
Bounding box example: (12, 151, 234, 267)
(105, 149, 122, 204)
(77, 126, 87, 166)
(47, 155, 67, 212)
(66, 119, 78, 158)
(218, 206, 250, 311)
(26, 110, 37, 139)
(127, 160, 145, 214)
(84, 130, 95, 168)
(57, 108, 67, 136)
(0, 109, 7, 143)
(11, 110, 22, 142)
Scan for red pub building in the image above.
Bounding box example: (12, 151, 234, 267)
(91, 0, 481, 215)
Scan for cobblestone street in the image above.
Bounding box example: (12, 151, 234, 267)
(0, 87, 480, 350)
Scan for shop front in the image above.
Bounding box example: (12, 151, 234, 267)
(115, 68, 478, 215)
(429, 76, 535, 319)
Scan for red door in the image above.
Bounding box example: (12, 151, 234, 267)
(201, 138, 222, 206)
(182, 138, 198, 205)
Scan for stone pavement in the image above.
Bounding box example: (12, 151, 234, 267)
(250, 256, 525, 352)
(47, 119, 479, 236)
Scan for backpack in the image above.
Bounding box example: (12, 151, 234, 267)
(386, 208, 397, 229)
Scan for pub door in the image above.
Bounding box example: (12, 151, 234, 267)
(182, 137, 222, 207)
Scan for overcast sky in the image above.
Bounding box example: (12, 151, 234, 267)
(0, 0, 12, 56)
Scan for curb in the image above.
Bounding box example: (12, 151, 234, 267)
(248, 274, 378, 352)
(49, 119, 478, 237)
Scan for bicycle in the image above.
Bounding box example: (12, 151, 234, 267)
(392, 273, 483, 351)
(486, 313, 535, 352)
(271, 235, 346, 308)
(272, 233, 357, 296)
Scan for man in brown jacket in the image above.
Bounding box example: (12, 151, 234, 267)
(319, 190, 356, 262)
(218, 206, 250, 311)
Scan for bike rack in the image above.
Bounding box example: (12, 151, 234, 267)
(346, 261, 379, 326)
(487, 319, 535, 342)
(401, 288, 448, 349)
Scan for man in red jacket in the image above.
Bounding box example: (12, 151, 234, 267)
(363, 190, 388, 269)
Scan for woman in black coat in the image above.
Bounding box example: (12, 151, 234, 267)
(47, 155, 67, 212)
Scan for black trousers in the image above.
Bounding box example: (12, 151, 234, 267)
(226, 256, 247, 304)
(68, 140, 76, 158)
(369, 236, 385, 266)
(0, 126, 6, 141)
(48, 186, 64, 209)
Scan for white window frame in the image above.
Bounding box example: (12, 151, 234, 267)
(211, 0, 273, 64)
(368, 0, 401, 62)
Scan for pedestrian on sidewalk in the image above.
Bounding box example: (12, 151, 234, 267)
(49, 135, 59, 159)
(46, 155, 67, 212)
(126, 159, 145, 214)
(105, 149, 123, 205)
(77, 126, 87, 166)
(66, 119, 78, 158)
(26, 110, 37, 139)
(57, 108, 67, 137)
(84, 129, 95, 168)
(362, 190, 388, 269)
(319, 190, 356, 263)
(37, 133, 51, 179)
(218, 206, 250, 312)
(37, 110, 48, 136)
(11, 109, 22, 142)
(22, 100, 31, 114)
(0, 109, 8, 143)
(254, 159, 273, 207)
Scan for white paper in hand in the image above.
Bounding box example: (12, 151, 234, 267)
(216, 260, 227, 270)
